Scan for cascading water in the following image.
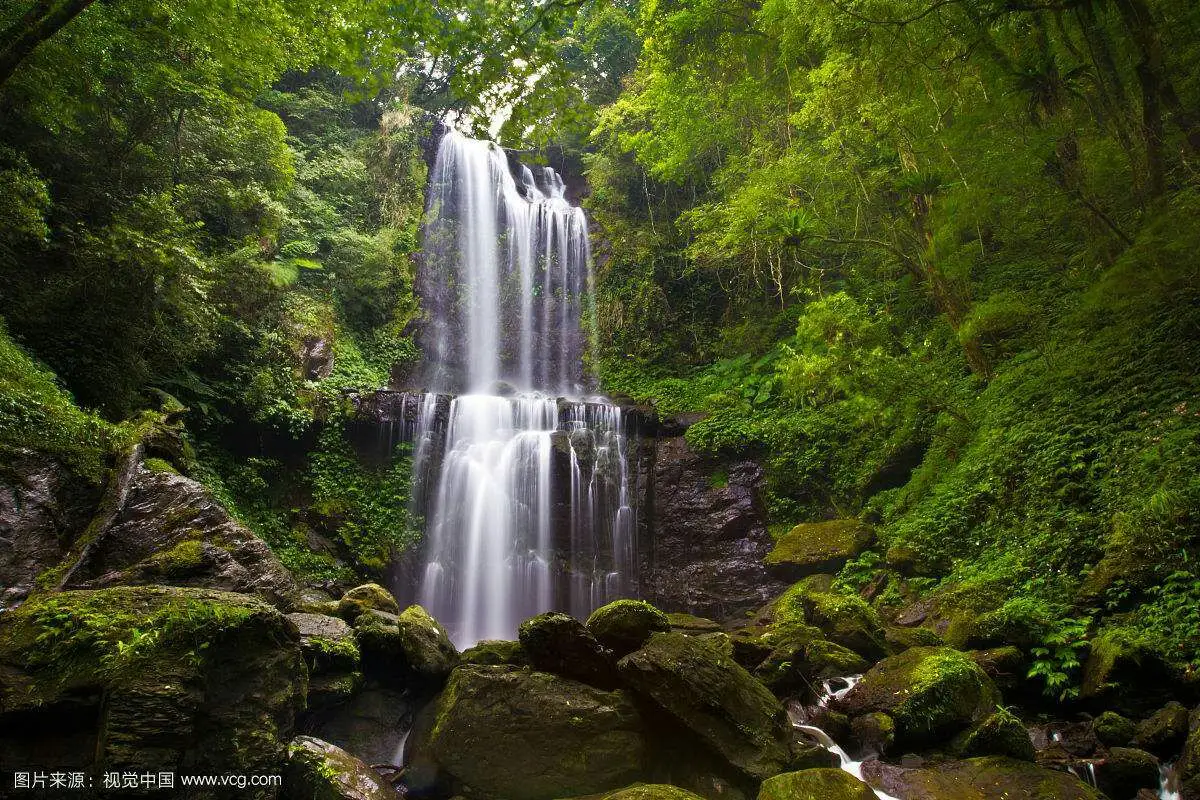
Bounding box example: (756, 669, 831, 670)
(394, 130, 637, 647)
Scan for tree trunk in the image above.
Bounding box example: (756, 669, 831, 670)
(0, 0, 98, 89)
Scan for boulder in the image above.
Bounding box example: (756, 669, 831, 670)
(885, 625, 944, 653)
(1133, 701, 1190, 757)
(763, 520, 873, 581)
(771, 576, 887, 660)
(0, 586, 305, 782)
(1081, 627, 1178, 712)
(285, 735, 400, 800)
(967, 647, 1025, 694)
(309, 687, 412, 767)
(667, 613, 724, 635)
(1095, 747, 1160, 799)
(339, 584, 400, 620)
(1180, 710, 1200, 799)
(850, 712, 895, 756)
(860, 756, 1105, 799)
(758, 769, 877, 800)
(956, 708, 1035, 761)
(587, 600, 671, 657)
(755, 635, 869, 696)
(1093, 711, 1137, 747)
(519, 611, 619, 688)
(62, 468, 299, 608)
(460, 639, 527, 666)
(587, 785, 709, 800)
(838, 647, 1000, 749)
(353, 605, 458, 689)
(290, 612, 360, 672)
(617, 632, 794, 782)
(406, 665, 646, 800)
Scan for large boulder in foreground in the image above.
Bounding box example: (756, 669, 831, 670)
(587, 599, 671, 657)
(860, 756, 1104, 799)
(285, 735, 400, 800)
(519, 611, 618, 688)
(406, 665, 646, 800)
(0, 586, 305, 792)
(839, 646, 999, 749)
(763, 520, 873, 581)
(617, 632, 794, 782)
(758, 769, 877, 800)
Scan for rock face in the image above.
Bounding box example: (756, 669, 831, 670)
(285, 735, 400, 800)
(839, 646, 1000, 749)
(63, 468, 299, 609)
(0, 586, 305, 791)
(616, 632, 794, 782)
(641, 437, 784, 619)
(587, 599, 672, 657)
(407, 665, 647, 800)
(758, 769, 877, 800)
(519, 611, 619, 688)
(0, 453, 100, 605)
(860, 756, 1105, 800)
(763, 520, 873, 581)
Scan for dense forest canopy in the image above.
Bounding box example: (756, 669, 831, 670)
(1, 0, 1198, 739)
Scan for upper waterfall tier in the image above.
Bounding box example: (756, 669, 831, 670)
(417, 130, 593, 396)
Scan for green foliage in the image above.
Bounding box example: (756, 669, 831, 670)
(1027, 616, 1091, 702)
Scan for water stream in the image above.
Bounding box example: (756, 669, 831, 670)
(394, 130, 637, 647)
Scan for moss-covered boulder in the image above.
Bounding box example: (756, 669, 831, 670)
(755, 634, 869, 696)
(1092, 711, 1136, 747)
(955, 708, 1035, 761)
(1080, 627, 1178, 712)
(966, 647, 1025, 694)
(285, 735, 400, 800)
(338, 583, 400, 621)
(587, 600, 671, 657)
(771, 576, 887, 660)
(861, 756, 1104, 799)
(519, 611, 619, 688)
(0, 586, 305, 788)
(588, 785, 709, 800)
(1180, 712, 1200, 799)
(461, 639, 527, 666)
(406, 665, 646, 800)
(1133, 701, 1190, 757)
(839, 646, 1000, 749)
(758, 768, 877, 800)
(850, 712, 895, 756)
(667, 613, 723, 635)
(353, 605, 458, 689)
(1094, 747, 1159, 799)
(885, 625, 944, 653)
(290, 612, 360, 672)
(617, 632, 794, 782)
(763, 520, 874, 581)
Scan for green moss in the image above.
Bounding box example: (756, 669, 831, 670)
(957, 707, 1035, 761)
(143, 457, 179, 475)
(147, 538, 208, 578)
(307, 634, 360, 664)
(765, 520, 872, 570)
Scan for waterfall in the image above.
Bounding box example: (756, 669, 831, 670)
(393, 130, 636, 647)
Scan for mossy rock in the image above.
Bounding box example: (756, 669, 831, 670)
(850, 712, 895, 755)
(955, 708, 1035, 761)
(967, 647, 1026, 694)
(1179, 713, 1200, 797)
(764, 520, 873, 581)
(338, 583, 399, 621)
(885, 625, 944, 653)
(617, 632, 794, 782)
(839, 646, 1000, 750)
(307, 671, 363, 715)
(1092, 711, 1136, 747)
(1094, 747, 1160, 800)
(755, 635, 868, 696)
(285, 735, 400, 800)
(289, 612, 360, 673)
(587, 600, 671, 657)
(757, 768, 876, 800)
(353, 605, 458, 689)
(666, 613, 723, 635)
(1081, 627, 1178, 712)
(859, 756, 1105, 799)
(772, 576, 886, 660)
(407, 665, 647, 800)
(592, 784, 708, 800)
(1133, 701, 1190, 757)
(520, 611, 619, 689)
(461, 639, 528, 666)
(0, 586, 305, 783)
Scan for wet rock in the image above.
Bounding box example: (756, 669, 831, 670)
(1093, 710, 1137, 747)
(290, 613, 360, 672)
(460, 639, 527, 666)
(309, 687, 412, 767)
(967, 646, 1025, 694)
(617, 631, 794, 782)
(851, 712, 896, 756)
(755, 634, 868, 696)
(1134, 701, 1190, 757)
(956, 708, 1035, 761)
(285, 735, 400, 800)
(338, 584, 400, 621)
(763, 520, 874, 581)
(406, 665, 646, 800)
(586, 785, 708, 800)
(641, 438, 784, 619)
(1096, 747, 1160, 799)
(354, 605, 458, 689)
(838, 646, 1000, 749)
(667, 613, 724, 635)
(64, 468, 299, 608)
(301, 337, 335, 381)
(587, 599, 671, 657)
(0, 586, 305, 780)
(860, 756, 1105, 799)
(758, 768, 877, 800)
(519, 611, 619, 688)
